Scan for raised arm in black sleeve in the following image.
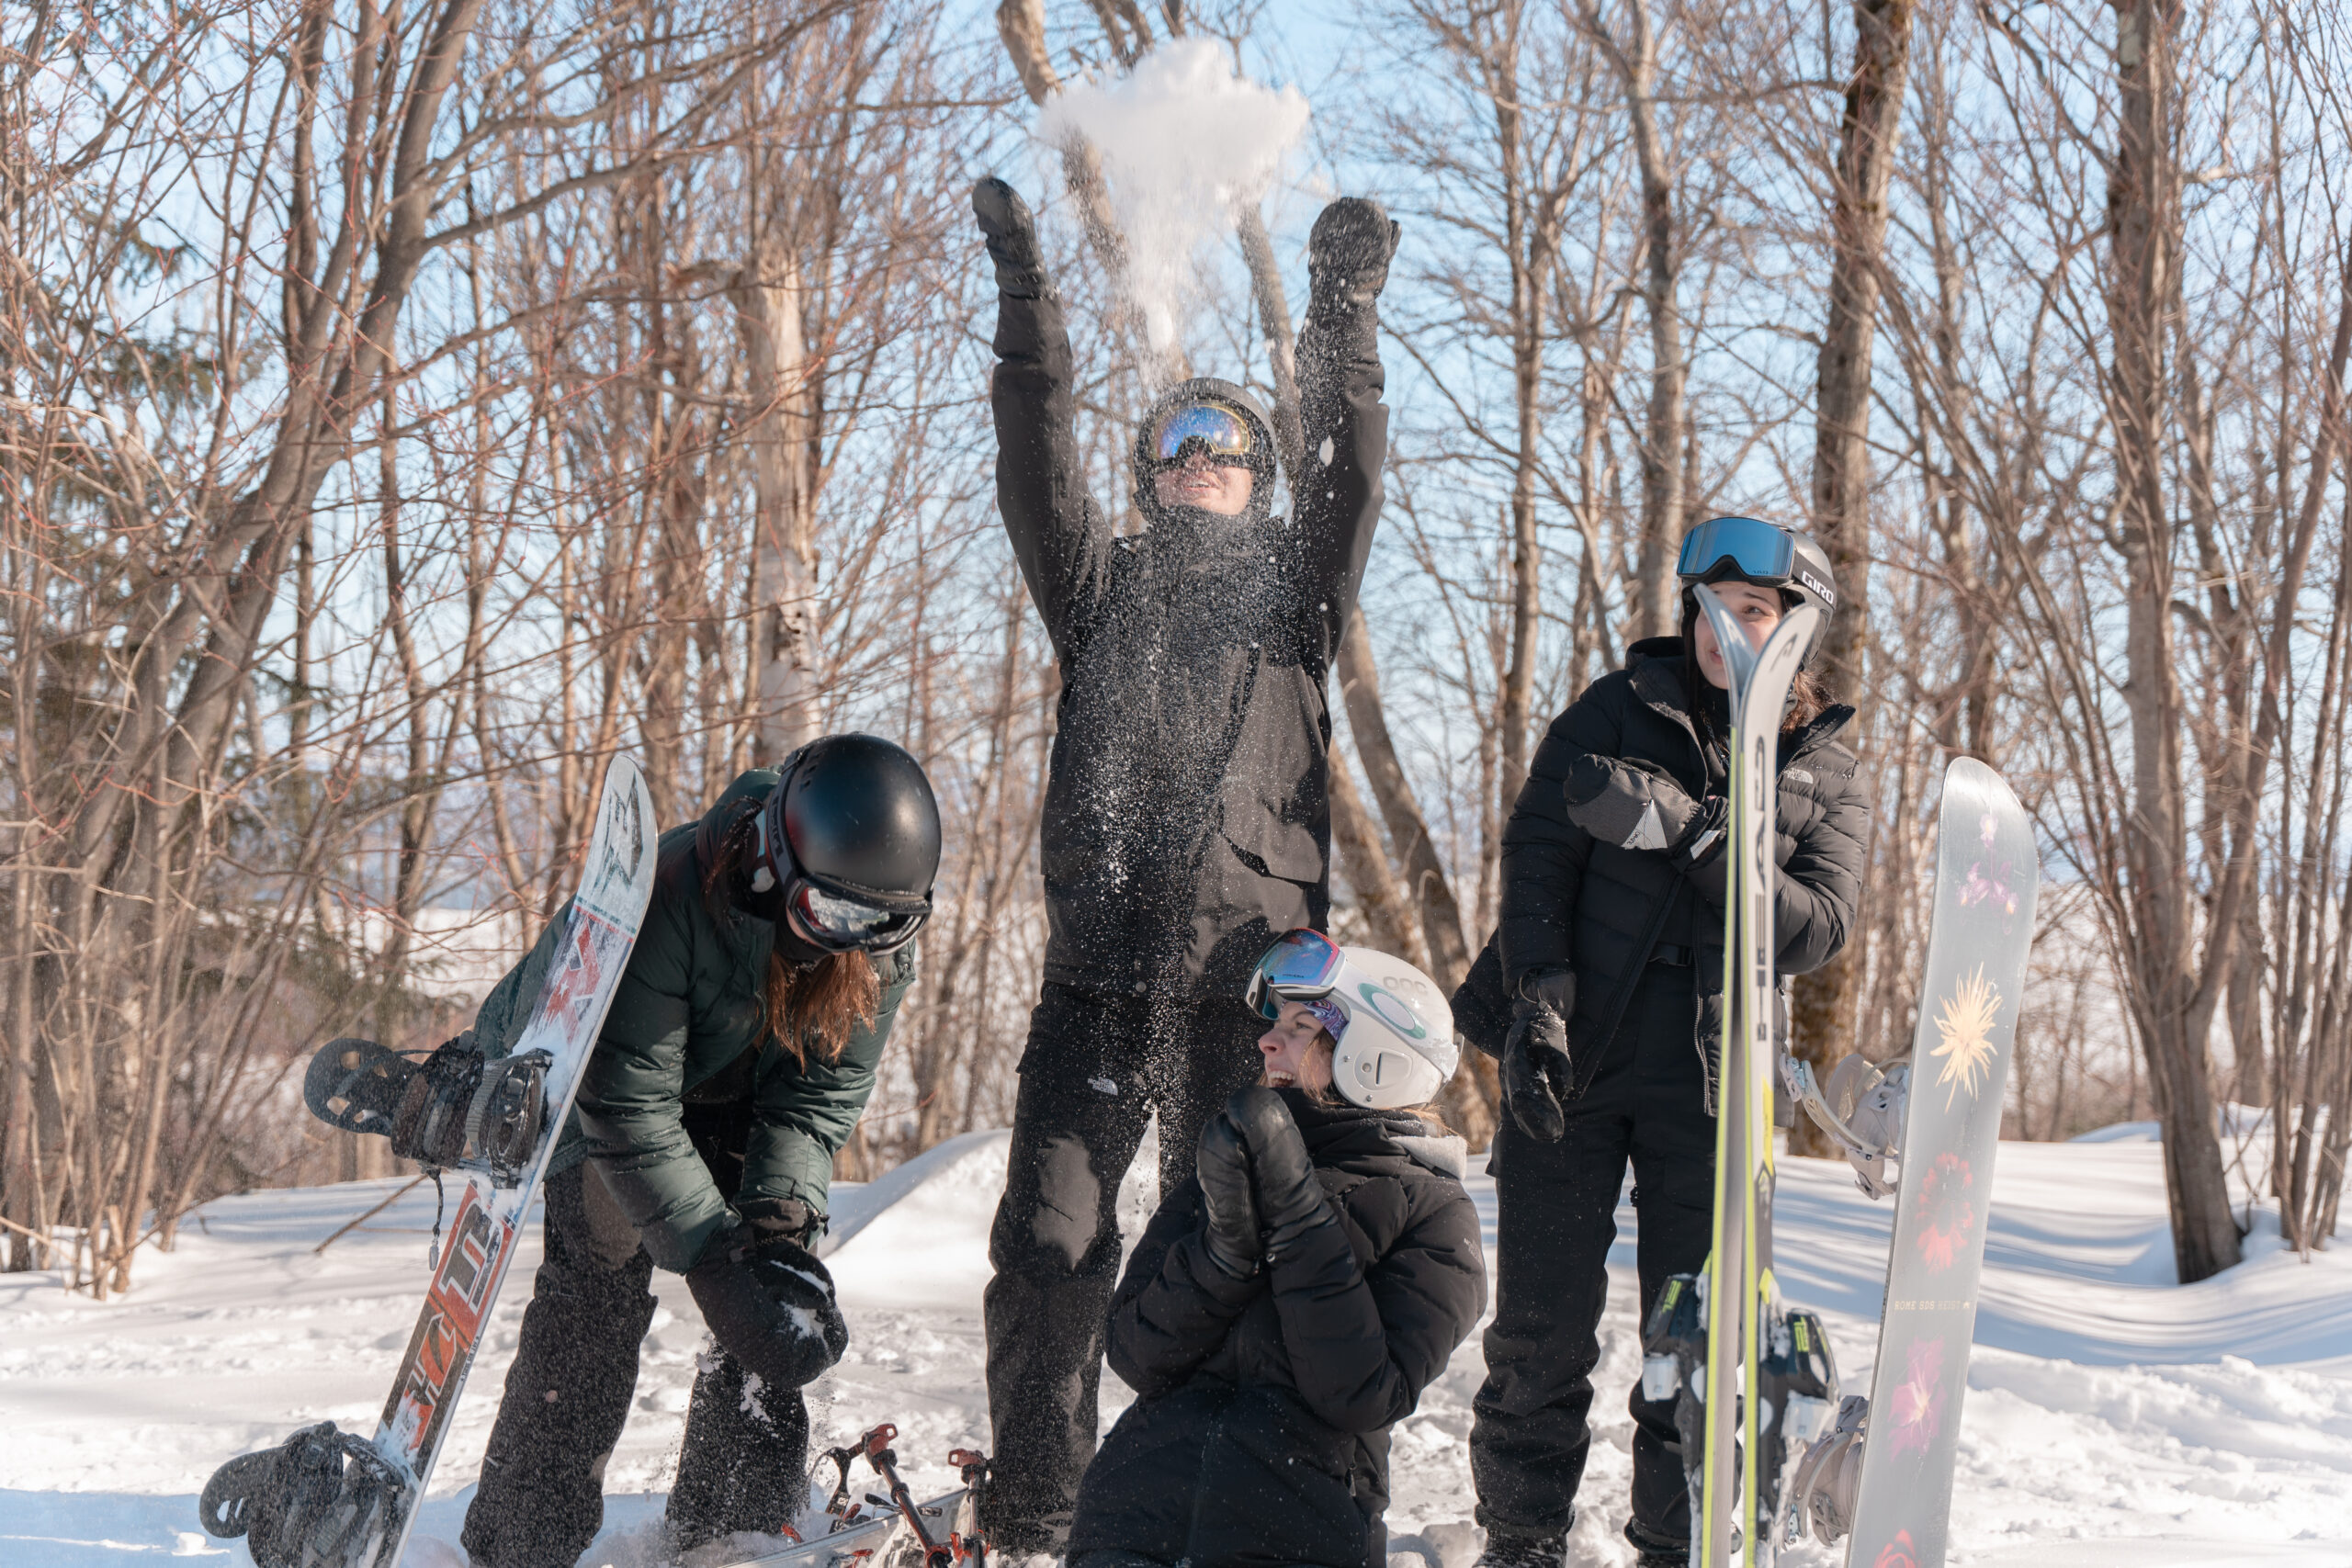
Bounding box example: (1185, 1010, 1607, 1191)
(1289, 197, 1396, 664)
(976, 178, 1114, 661)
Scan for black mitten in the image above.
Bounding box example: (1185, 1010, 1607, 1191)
(1223, 1088, 1333, 1266)
(685, 1226, 849, 1390)
(1563, 755, 1703, 852)
(971, 176, 1050, 299)
(1195, 1110, 1264, 1280)
(1502, 999, 1575, 1143)
(1307, 196, 1399, 309)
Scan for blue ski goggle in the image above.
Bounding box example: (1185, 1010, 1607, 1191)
(1676, 515, 1795, 587)
(1245, 928, 1343, 1021)
(1148, 400, 1259, 468)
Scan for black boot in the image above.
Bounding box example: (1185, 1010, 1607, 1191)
(1474, 1519, 1571, 1568)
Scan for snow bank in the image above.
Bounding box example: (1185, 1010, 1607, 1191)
(3, 1123, 2349, 1566)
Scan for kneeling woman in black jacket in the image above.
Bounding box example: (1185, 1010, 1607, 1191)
(1069, 932, 1487, 1568)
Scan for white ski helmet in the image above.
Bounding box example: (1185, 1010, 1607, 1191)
(1247, 930, 1461, 1111)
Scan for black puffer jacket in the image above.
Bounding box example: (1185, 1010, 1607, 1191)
(1464, 637, 1867, 1108)
(991, 285, 1385, 997)
(1069, 1094, 1487, 1568)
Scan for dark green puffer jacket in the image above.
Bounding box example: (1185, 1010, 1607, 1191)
(468, 768, 914, 1271)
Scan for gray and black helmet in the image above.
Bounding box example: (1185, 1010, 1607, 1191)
(752, 733, 941, 954)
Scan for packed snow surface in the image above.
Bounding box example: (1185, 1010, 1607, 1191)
(2, 1123, 2347, 1567)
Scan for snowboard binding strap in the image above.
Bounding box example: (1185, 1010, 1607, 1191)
(198, 1420, 407, 1568)
(302, 1036, 550, 1188)
(1783, 1053, 1908, 1200)
(1782, 1393, 1870, 1546)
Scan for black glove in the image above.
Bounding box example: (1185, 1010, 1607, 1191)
(971, 176, 1049, 299)
(1222, 1088, 1333, 1266)
(685, 1225, 849, 1391)
(1518, 964, 1577, 1019)
(1195, 1111, 1264, 1280)
(1562, 755, 1731, 872)
(1502, 999, 1575, 1143)
(1307, 196, 1398, 309)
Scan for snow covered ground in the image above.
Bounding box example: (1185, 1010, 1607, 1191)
(3, 1122, 2348, 1568)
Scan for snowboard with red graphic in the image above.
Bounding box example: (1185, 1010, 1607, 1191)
(1843, 757, 2040, 1568)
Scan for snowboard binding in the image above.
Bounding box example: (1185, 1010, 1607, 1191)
(799, 1425, 992, 1568)
(304, 1036, 551, 1186)
(198, 1420, 408, 1568)
(1783, 1052, 1909, 1200)
(1782, 1393, 1869, 1546)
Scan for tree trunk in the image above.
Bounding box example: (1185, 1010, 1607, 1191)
(1790, 0, 1913, 1157)
(1329, 760, 1425, 971)
(1337, 608, 1472, 990)
(2106, 0, 2238, 1282)
(1592, 0, 1684, 643)
(734, 242, 822, 761)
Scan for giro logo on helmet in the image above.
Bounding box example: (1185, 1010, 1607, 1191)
(1798, 567, 1838, 608)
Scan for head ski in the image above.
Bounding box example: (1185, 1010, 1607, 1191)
(1683, 588, 1824, 1568)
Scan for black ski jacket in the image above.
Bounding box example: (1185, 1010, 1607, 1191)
(991, 287, 1386, 996)
(1069, 1093, 1486, 1568)
(1460, 637, 1867, 1110)
(469, 770, 913, 1271)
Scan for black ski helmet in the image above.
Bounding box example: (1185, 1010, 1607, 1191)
(1131, 378, 1279, 525)
(752, 733, 941, 954)
(1675, 515, 1838, 663)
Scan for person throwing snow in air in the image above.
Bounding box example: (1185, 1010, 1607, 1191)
(968, 175, 1398, 1551)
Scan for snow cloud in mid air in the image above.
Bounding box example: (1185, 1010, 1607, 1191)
(1035, 39, 1309, 357)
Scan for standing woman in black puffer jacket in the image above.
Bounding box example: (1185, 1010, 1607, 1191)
(1463, 517, 1870, 1568)
(1069, 931, 1487, 1568)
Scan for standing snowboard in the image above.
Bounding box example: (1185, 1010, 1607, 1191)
(1785, 757, 2040, 1568)
(201, 755, 658, 1568)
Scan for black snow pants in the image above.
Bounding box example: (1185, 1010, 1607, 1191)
(462, 1134, 809, 1567)
(981, 981, 1267, 1540)
(1469, 964, 1716, 1557)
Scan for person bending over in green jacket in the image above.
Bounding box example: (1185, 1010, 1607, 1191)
(448, 734, 942, 1568)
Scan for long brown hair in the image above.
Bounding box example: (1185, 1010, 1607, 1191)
(702, 806, 881, 1067)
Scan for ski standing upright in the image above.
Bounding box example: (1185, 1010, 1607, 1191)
(1782, 757, 2041, 1568)
(1641, 588, 1840, 1568)
(200, 755, 659, 1568)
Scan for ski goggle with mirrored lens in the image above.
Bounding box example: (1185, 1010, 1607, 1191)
(786, 877, 929, 954)
(1676, 515, 1796, 587)
(1148, 401, 1259, 468)
(1246, 928, 1344, 1021)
